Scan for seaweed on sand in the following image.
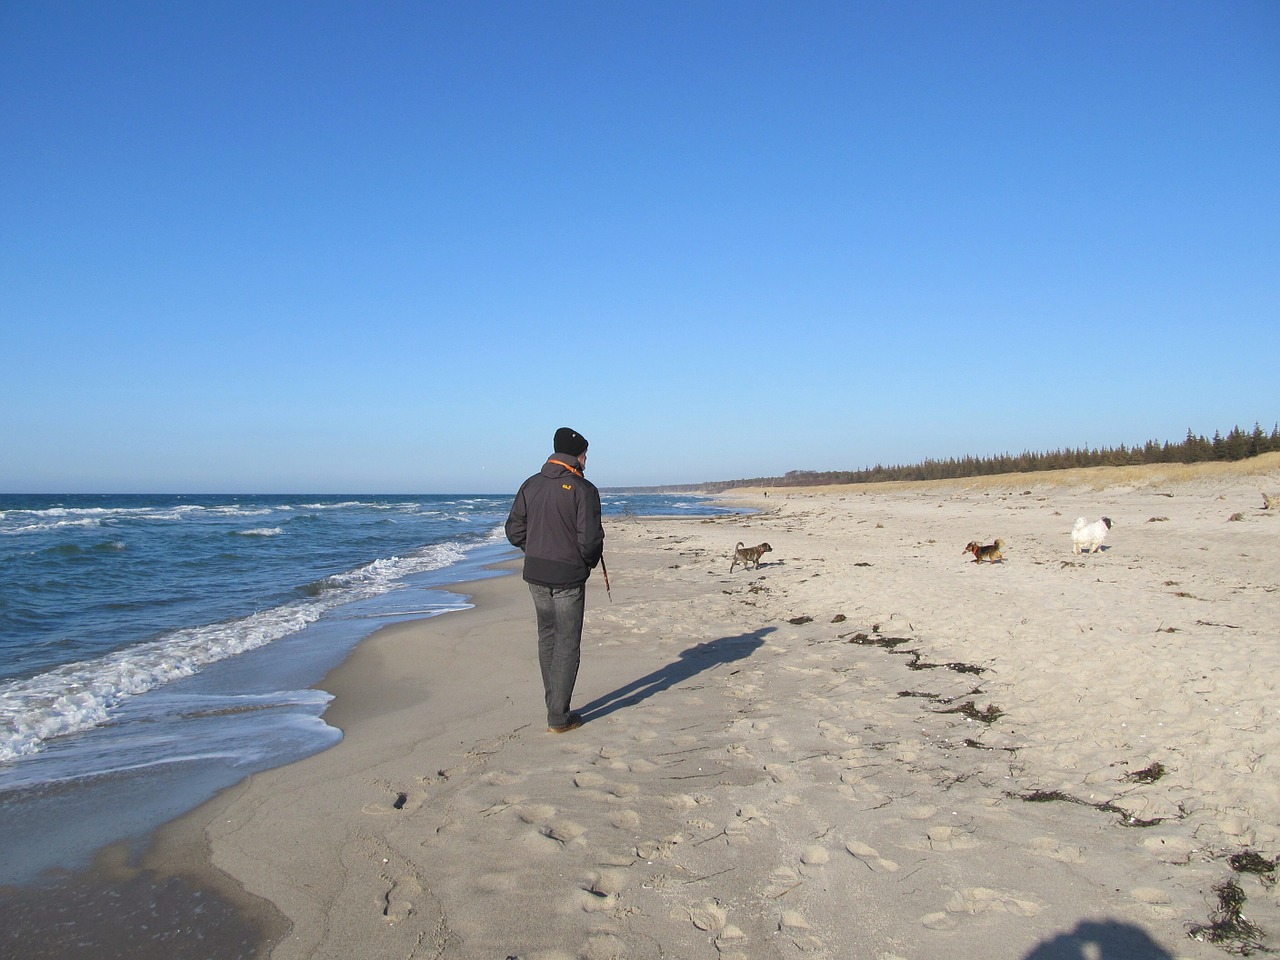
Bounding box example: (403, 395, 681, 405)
(1123, 762, 1166, 784)
(1230, 851, 1279, 886)
(963, 738, 1016, 752)
(903, 650, 986, 675)
(1187, 878, 1270, 955)
(843, 633, 913, 650)
(932, 700, 1004, 723)
(1006, 789, 1178, 828)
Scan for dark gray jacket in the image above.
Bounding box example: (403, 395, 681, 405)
(505, 456, 604, 587)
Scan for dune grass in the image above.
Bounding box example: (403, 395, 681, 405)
(730, 452, 1280, 497)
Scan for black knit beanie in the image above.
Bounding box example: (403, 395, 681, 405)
(553, 427, 588, 457)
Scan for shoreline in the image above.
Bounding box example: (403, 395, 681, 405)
(8, 459, 1280, 958)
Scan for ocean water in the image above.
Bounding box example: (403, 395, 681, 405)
(0, 492, 732, 884)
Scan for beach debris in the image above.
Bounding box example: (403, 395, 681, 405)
(843, 633, 910, 649)
(1261, 490, 1279, 510)
(1230, 851, 1279, 877)
(904, 651, 985, 674)
(831, 613, 846, 623)
(1187, 878, 1268, 955)
(1006, 789, 1181, 828)
(1228, 512, 1246, 522)
(841, 632, 985, 675)
(932, 700, 1003, 724)
(963, 738, 1017, 752)
(1123, 762, 1166, 784)
(788, 615, 814, 625)
(1147, 516, 1170, 522)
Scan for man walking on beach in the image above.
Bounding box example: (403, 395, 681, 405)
(505, 427, 605, 733)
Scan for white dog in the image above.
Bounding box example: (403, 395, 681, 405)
(1072, 516, 1112, 554)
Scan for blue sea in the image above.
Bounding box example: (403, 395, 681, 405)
(0, 492, 731, 885)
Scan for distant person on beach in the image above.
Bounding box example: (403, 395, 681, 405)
(505, 427, 605, 733)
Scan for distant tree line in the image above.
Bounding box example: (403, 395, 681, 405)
(641, 422, 1280, 493)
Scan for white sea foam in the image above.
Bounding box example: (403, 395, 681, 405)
(0, 539, 474, 764)
(0, 503, 277, 535)
(3, 517, 105, 535)
(235, 527, 286, 537)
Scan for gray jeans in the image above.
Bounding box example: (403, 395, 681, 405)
(528, 582, 585, 727)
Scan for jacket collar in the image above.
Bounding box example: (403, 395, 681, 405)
(545, 456, 583, 478)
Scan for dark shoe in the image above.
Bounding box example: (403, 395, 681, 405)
(546, 713, 583, 734)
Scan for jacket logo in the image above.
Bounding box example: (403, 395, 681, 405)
(562, 483, 573, 490)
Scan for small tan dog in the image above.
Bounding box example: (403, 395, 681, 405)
(964, 539, 1005, 563)
(730, 541, 772, 572)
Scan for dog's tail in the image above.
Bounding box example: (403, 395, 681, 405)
(735, 541, 745, 550)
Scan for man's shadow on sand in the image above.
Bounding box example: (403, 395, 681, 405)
(1023, 920, 1174, 960)
(578, 627, 773, 722)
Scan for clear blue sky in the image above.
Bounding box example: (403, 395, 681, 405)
(2, 2, 1276, 493)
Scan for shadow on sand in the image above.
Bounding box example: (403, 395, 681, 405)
(579, 627, 773, 722)
(1023, 919, 1174, 960)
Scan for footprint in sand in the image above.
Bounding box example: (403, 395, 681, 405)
(799, 845, 830, 873)
(586, 870, 632, 901)
(764, 866, 802, 899)
(578, 869, 629, 913)
(610, 809, 642, 830)
(686, 898, 728, 933)
(1029, 836, 1084, 863)
(922, 823, 978, 851)
(778, 909, 824, 951)
(515, 802, 557, 824)
(382, 875, 422, 923)
(845, 840, 901, 873)
(541, 820, 587, 846)
(660, 793, 700, 812)
(920, 887, 1041, 930)
(1141, 834, 1198, 864)
(764, 764, 794, 784)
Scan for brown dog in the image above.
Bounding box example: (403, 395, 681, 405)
(730, 541, 772, 572)
(964, 539, 1005, 563)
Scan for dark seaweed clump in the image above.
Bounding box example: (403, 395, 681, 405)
(1123, 762, 1166, 784)
(844, 633, 912, 649)
(1230, 851, 1279, 880)
(1187, 879, 1269, 955)
(933, 700, 1004, 724)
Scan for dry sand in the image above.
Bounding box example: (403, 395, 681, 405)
(152, 455, 1280, 959)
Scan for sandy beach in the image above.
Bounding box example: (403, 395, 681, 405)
(69, 455, 1280, 959)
